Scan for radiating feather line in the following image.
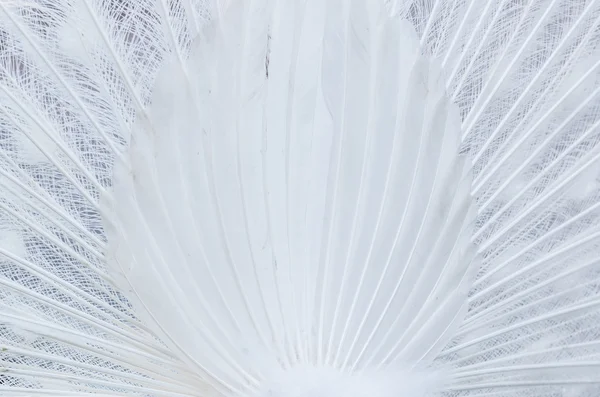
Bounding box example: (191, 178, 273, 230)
(474, 126, 600, 251)
(443, 0, 499, 87)
(0, 247, 136, 326)
(285, 0, 327, 364)
(369, 179, 477, 368)
(464, 0, 599, 153)
(112, 137, 256, 393)
(453, 339, 600, 369)
(235, 1, 284, 358)
(472, 188, 600, 290)
(354, 87, 448, 367)
(333, 20, 420, 369)
(0, 1, 214, 396)
(282, 1, 310, 364)
(440, 297, 600, 357)
(0, 84, 104, 206)
(460, 277, 600, 344)
(4, 1, 599, 396)
(263, 0, 303, 366)
(0, 202, 104, 275)
(448, 0, 518, 103)
(0, 350, 195, 396)
(0, 161, 105, 248)
(343, 59, 431, 368)
(172, 7, 256, 341)
(465, 255, 600, 328)
(0, 3, 124, 159)
(474, 115, 600, 242)
(0, 389, 140, 397)
(446, 380, 600, 392)
(106, 59, 255, 393)
(0, 312, 190, 379)
(418, 0, 444, 47)
(449, 335, 600, 370)
(105, 2, 285, 392)
(471, 227, 600, 308)
(106, 191, 248, 393)
(333, 11, 406, 369)
(0, 278, 167, 356)
(254, 3, 296, 366)
(156, 58, 249, 354)
(472, 61, 600, 197)
(76, 0, 151, 115)
(316, 0, 352, 365)
(440, 0, 478, 69)
(450, 0, 535, 124)
(326, 0, 379, 367)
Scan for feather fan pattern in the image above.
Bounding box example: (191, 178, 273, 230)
(0, 1, 599, 397)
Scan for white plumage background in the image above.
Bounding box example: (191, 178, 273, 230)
(0, 0, 600, 396)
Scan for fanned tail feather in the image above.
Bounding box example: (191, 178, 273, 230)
(105, 0, 476, 395)
(390, 0, 600, 395)
(1, 1, 600, 397)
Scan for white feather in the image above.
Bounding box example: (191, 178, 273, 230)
(0, 0, 600, 397)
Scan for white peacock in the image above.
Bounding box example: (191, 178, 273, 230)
(0, 1, 600, 397)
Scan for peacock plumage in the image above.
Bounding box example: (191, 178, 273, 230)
(1, 0, 600, 396)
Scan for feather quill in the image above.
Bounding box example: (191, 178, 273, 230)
(1, 1, 600, 397)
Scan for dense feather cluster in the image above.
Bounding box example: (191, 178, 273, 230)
(0, 1, 600, 397)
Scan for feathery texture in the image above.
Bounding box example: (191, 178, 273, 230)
(391, 0, 600, 395)
(105, 0, 475, 395)
(0, 0, 599, 397)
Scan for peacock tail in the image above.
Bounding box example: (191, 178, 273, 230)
(0, 1, 599, 396)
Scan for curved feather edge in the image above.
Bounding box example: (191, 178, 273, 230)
(103, 1, 477, 396)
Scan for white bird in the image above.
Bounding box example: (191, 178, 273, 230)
(0, 0, 599, 396)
